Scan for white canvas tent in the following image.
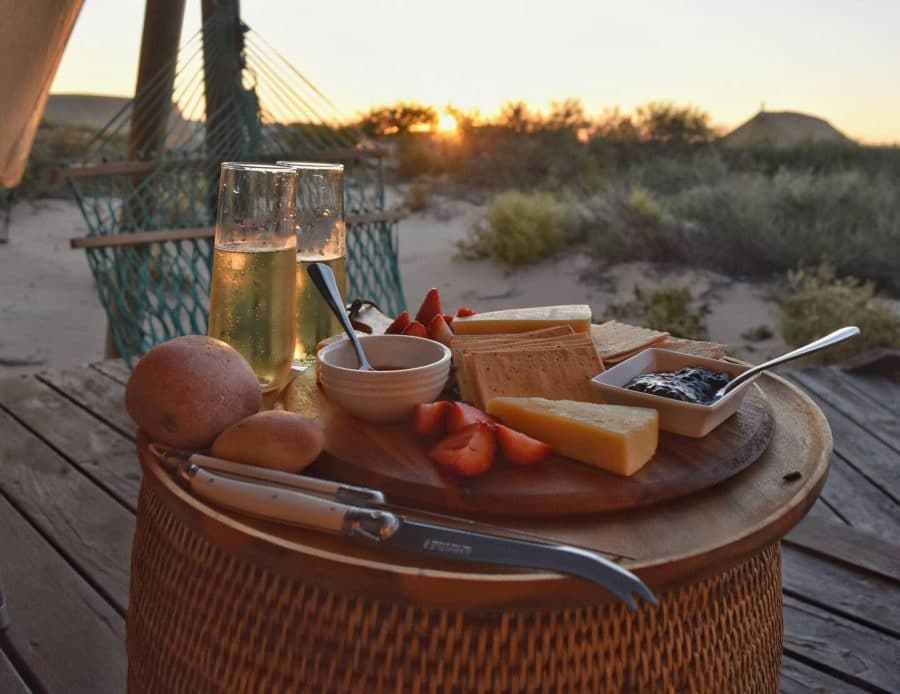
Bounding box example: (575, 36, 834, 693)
(0, 0, 84, 187)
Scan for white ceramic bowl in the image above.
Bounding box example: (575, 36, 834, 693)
(317, 335, 451, 423)
(590, 348, 758, 438)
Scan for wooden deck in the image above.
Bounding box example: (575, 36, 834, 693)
(0, 358, 897, 693)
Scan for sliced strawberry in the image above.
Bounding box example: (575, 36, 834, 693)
(414, 400, 451, 437)
(427, 314, 454, 346)
(446, 402, 495, 433)
(496, 424, 551, 465)
(442, 313, 455, 326)
(428, 422, 497, 476)
(385, 311, 411, 335)
(455, 306, 476, 317)
(414, 288, 442, 326)
(402, 320, 428, 338)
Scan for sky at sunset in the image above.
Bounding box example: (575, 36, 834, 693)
(50, 0, 900, 144)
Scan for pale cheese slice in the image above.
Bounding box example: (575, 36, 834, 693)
(485, 397, 658, 477)
(452, 305, 592, 335)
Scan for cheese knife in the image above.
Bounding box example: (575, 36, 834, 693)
(173, 460, 657, 610)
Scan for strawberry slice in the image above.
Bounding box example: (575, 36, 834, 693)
(455, 306, 476, 317)
(446, 402, 495, 433)
(402, 320, 428, 338)
(428, 422, 497, 476)
(442, 313, 455, 326)
(415, 288, 442, 326)
(427, 314, 454, 346)
(496, 424, 551, 465)
(414, 401, 451, 437)
(385, 311, 411, 335)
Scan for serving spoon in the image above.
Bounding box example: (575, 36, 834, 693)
(307, 262, 375, 371)
(715, 325, 860, 399)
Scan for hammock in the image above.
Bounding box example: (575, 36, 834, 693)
(61, 18, 405, 366)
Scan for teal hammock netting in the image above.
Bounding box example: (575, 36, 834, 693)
(63, 21, 405, 366)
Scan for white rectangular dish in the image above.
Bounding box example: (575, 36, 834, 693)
(590, 349, 758, 438)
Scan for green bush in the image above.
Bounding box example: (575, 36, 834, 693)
(779, 263, 900, 363)
(606, 285, 710, 340)
(457, 190, 578, 266)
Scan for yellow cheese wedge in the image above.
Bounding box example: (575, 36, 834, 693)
(451, 305, 591, 335)
(485, 397, 658, 476)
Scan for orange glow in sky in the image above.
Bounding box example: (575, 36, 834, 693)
(437, 113, 459, 134)
(49, 1, 900, 144)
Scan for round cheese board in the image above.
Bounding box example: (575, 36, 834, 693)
(285, 368, 774, 517)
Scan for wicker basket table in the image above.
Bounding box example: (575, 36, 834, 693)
(127, 373, 830, 693)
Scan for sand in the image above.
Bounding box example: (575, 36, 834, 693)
(0, 197, 787, 378)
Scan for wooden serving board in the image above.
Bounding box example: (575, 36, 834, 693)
(285, 369, 775, 517)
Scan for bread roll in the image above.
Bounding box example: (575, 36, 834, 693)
(211, 410, 324, 472)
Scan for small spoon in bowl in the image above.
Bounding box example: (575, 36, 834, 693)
(715, 325, 860, 399)
(307, 262, 375, 371)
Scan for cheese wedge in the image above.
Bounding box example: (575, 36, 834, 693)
(452, 305, 591, 335)
(485, 397, 658, 476)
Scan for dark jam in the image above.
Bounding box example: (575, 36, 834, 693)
(624, 366, 731, 405)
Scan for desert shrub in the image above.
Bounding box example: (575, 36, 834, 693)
(457, 190, 578, 266)
(404, 180, 432, 212)
(664, 168, 900, 288)
(779, 263, 900, 363)
(582, 185, 685, 264)
(741, 325, 774, 342)
(606, 285, 710, 340)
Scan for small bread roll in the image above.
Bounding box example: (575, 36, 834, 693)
(211, 410, 324, 472)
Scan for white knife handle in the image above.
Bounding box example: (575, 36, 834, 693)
(180, 463, 348, 534)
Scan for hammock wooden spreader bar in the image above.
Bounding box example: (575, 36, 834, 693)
(70, 210, 407, 249)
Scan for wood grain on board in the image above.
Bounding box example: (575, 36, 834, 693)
(287, 369, 774, 516)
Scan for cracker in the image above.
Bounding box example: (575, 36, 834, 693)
(658, 336, 728, 360)
(590, 321, 668, 361)
(451, 326, 575, 402)
(471, 344, 603, 408)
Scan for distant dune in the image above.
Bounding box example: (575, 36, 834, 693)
(722, 110, 855, 148)
(44, 93, 193, 131)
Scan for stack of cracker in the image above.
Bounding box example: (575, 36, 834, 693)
(590, 320, 728, 364)
(451, 327, 605, 408)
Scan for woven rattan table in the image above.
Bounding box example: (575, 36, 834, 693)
(127, 372, 831, 693)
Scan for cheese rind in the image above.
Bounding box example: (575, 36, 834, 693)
(452, 305, 591, 335)
(485, 397, 658, 477)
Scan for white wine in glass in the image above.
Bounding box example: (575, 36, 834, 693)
(207, 162, 297, 392)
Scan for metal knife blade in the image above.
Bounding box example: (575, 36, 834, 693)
(383, 519, 657, 610)
(176, 462, 656, 610)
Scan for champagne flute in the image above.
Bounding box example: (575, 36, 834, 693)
(277, 161, 346, 369)
(208, 162, 297, 392)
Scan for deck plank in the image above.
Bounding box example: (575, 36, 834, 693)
(783, 595, 899, 692)
(791, 368, 900, 458)
(39, 366, 135, 439)
(787, 373, 900, 505)
(785, 514, 899, 584)
(90, 359, 131, 386)
(0, 495, 126, 693)
(0, 408, 133, 612)
(780, 656, 868, 693)
(839, 370, 900, 415)
(0, 647, 30, 694)
(817, 453, 899, 542)
(0, 376, 139, 510)
(782, 545, 899, 638)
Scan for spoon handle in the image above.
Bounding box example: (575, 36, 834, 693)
(306, 263, 373, 370)
(720, 325, 860, 397)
